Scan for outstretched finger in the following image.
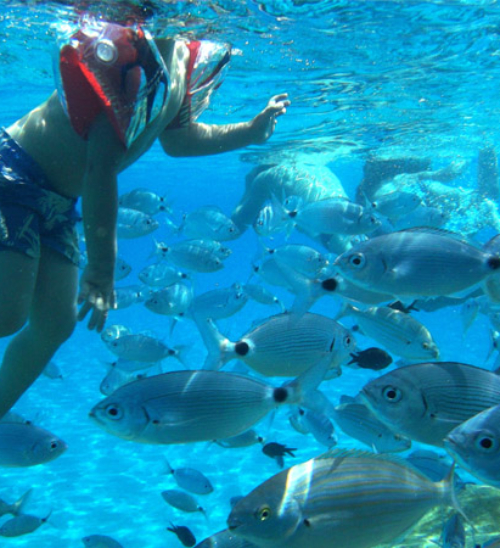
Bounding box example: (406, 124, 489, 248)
(270, 93, 289, 103)
(77, 300, 92, 322)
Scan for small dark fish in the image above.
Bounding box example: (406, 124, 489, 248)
(262, 442, 297, 468)
(348, 348, 393, 370)
(167, 523, 197, 547)
(388, 300, 419, 314)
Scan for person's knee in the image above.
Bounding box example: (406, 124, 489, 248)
(0, 310, 28, 337)
(33, 306, 77, 346)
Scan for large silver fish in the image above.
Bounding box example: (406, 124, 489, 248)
(227, 449, 457, 548)
(89, 360, 328, 444)
(0, 422, 67, 467)
(334, 229, 500, 298)
(444, 402, 500, 488)
(361, 362, 500, 447)
(338, 303, 439, 361)
(201, 313, 355, 376)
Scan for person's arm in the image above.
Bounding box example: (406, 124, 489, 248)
(77, 114, 124, 332)
(159, 94, 290, 157)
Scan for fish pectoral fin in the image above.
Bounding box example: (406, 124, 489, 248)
(149, 415, 200, 428)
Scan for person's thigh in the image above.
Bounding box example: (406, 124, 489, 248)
(29, 246, 79, 342)
(0, 249, 38, 335)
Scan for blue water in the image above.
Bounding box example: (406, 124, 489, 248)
(1, 0, 500, 546)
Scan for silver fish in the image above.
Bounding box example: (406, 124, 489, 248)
(0, 422, 67, 467)
(89, 360, 328, 444)
(145, 283, 194, 317)
(119, 187, 170, 216)
(362, 361, 500, 447)
(190, 284, 248, 321)
(333, 395, 411, 453)
(215, 429, 264, 449)
(287, 197, 381, 236)
(100, 324, 132, 343)
(138, 263, 188, 287)
(180, 205, 241, 241)
(164, 460, 214, 494)
(294, 407, 337, 448)
(201, 313, 355, 376)
(82, 534, 124, 547)
(42, 360, 63, 379)
(444, 402, 500, 488)
(334, 229, 500, 298)
(227, 449, 457, 548)
(113, 285, 143, 310)
(338, 303, 439, 361)
(0, 511, 51, 537)
(253, 203, 288, 238)
(116, 207, 159, 239)
(370, 187, 421, 220)
(161, 489, 206, 515)
(161, 240, 226, 273)
(264, 244, 329, 279)
(114, 257, 132, 281)
(105, 333, 178, 362)
(392, 204, 448, 230)
(244, 284, 285, 311)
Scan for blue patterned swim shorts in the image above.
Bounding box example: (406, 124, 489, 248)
(0, 128, 80, 266)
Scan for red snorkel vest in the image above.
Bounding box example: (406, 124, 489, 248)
(55, 17, 170, 147)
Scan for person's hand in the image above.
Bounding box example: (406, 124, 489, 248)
(77, 264, 115, 333)
(249, 93, 291, 144)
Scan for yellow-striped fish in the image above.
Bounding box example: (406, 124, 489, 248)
(228, 449, 459, 548)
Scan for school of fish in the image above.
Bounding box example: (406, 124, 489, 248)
(7, 158, 500, 547)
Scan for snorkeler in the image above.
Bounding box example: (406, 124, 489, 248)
(0, 17, 290, 419)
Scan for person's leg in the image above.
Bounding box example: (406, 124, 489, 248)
(0, 249, 38, 336)
(0, 246, 78, 418)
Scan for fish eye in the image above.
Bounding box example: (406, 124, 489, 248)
(348, 253, 365, 268)
(50, 441, 59, 450)
(382, 386, 402, 403)
(256, 506, 272, 521)
(105, 404, 124, 420)
(475, 434, 497, 452)
(343, 335, 353, 347)
(422, 342, 429, 349)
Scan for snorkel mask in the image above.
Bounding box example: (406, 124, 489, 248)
(54, 16, 170, 147)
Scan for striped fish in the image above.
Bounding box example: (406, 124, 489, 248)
(362, 362, 500, 447)
(227, 449, 458, 548)
(337, 303, 439, 361)
(201, 313, 355, 376)
(89, 359, 328, 444)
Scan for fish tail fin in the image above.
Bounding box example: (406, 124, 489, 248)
(162, 458, 174, 476)
(171, 345, 190, 368)
(197, 318, 235, 370)
(442, 463, 471, 528)
(11, 488, 33, 516)
(165, 215, 179, 233)
(284, 354, 331, 406)
(334, 301, 354, 321)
